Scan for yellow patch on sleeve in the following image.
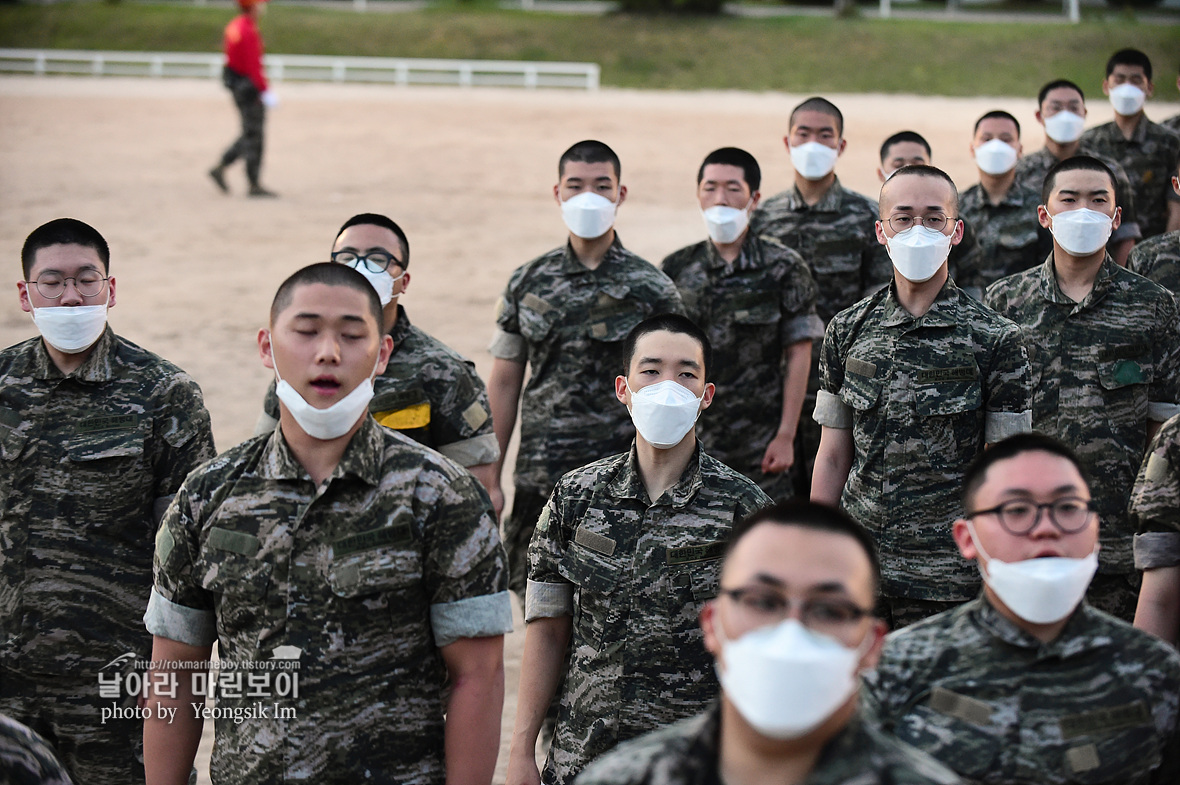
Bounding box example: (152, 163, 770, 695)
(376, 402, 431, 431)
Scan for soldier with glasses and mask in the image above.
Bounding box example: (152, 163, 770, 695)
(865, 432, 1180, 785)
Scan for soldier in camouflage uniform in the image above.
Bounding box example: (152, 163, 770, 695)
(143, 264, 512, 785)
(576, 501, 961, 785)
(748, 97, 892, 497)
(488, 140, 683, 601)
(1014, 79, 1141, 265)
(864, 433, 1180, 785)
(0, 219, 215, 785)
(958, 110, 1052, 295)
(1131, 412, 1180, 644)
(255, 213, 503, 512)
(0, 714, 73, 785)
(812, 166, 1032, 629)
(1128, 162, 1180, 294)
(506, 315, 771, 785)
(1165, 64, 1180, 136)
(661, 148, 823, 500)
(1080, 48, 1180, 240)
(985, 157, 1180, 622)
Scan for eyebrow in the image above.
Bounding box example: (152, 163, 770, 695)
(749, 573, 851, 595)
(291, 312, 369, 324)
(890, 205, 948, 213)
(638, 356, 702, 370)
(1000, 483, 1083, 497)
(1056, 188, 1111, 197)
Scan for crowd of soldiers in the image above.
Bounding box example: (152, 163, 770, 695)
(2, 43, 1180, 785)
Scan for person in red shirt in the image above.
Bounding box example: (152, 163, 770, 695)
(209, 0, 277, 198)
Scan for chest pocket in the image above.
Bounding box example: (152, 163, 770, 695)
(585, 292, 647, 343)
(996, 224, 1039, 252)
(729, 291, 781, 327)
(517, 292, 558, 344)
(1097, 351, 1153, 392)
(840, 367, 883, 413)
(559, 524, 623, 651)
(894, 686, 1001, 779)
(196, 530, 273, 646)
(1056, 700, 1162, 784)
(812, 237, 863, 275)
(0, 408, 26, 463)
(327, 523, 422, 599)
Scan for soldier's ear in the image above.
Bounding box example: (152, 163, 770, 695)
(700, 601, 722, 658)
(615, 375, 629, 405)
(258, 328, 275, 369)
(952, 519, 978, 560)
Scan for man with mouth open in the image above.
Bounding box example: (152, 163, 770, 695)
(864, 432, 1180, 785)
(142, 263, 512, 785)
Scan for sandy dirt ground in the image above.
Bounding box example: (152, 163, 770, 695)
(1, 74, 1176, 783)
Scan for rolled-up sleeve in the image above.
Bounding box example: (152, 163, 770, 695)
(144, 588, 216, 647)
(431, 591, 514, 647)
(813, 389, 852, 429)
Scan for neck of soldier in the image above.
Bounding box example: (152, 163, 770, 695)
(893, 264, 948, 318)
(42, 338, 97, 376)
(979, 168, 1016, 205)
(1052, 243, 1104, 303)
(635, 429, 695, 503)
(278, 407, 362, 487)
(1114, 110, 1143, 140)
(1044, 136, 1080, 161)
(711, 230, 748, 264)
(570, 228, 617, 271)
(381, 298, 400, 334)
(794, 172, 835, 207)
(717, 692, 855, 785)
(983, 585, 1071, 644)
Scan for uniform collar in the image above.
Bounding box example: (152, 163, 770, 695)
(387, 304, 412, 347)
(29, 325, 116, 383)
(561, 234, 626, 274)
(880, 276, 960, 329)
(1035, 252, 1120, 309)
(785, 176, 846, 213)
(706, 233, 761, 273)
(607, 439, 707, 507)
(971, 594, 1114, 660)
(261, 415, 386, 486)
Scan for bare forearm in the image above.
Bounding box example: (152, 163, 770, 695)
(144, 637, 212, 785)
(778, 341, 812, 438)
(1135, 567, 1180, 646)
(506, 616, 571, 781)
(445, 641, 505, 785)
(488, 359, 525, 478)
(811, 427, 853, 506)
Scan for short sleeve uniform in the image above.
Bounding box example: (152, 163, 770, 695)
(1132, 412, 1180, 572)
(1128, 230, 1180, 295)
(146, 418, 512, 785)
(814, 279, 1032, 602)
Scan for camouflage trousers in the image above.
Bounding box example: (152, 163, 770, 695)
(0, 670, 145, 785)
(876, 596, 964, 631)
(1086, 570, 1142, 624)
(219, 66, 266, 186)
(505, 486, 549, 604)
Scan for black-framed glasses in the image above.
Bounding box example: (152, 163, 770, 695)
(719, 587, 873, 633)
(25, 271, 109, 299)
(887, 214, 949, 233)
(967, 497, 1096, 535)
(330, 250, 400, 273)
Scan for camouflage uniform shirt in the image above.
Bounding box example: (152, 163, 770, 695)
(1132, 412, 1180, 572)
(1128, 230, 1180, 295)
(525, 442, 771, 785)
(574, 701, 962, 785)
(0, 713, 73, 785)
(660, 234, 824, 496)
(1162, 113, 1180, 137)
(261, 305, 499, 467)
(864, 597, 1180, 785)
(145, 417, 513, 784)
(490, 238, 683, 494)
(814, 278, 1032, 602)
(1080, 117, 1180, 240)
(0, 327, 214, 680)
(984, 255, 1180, 576)
(1013, 147, 1141, 243)
(957, 181, 1051, 293)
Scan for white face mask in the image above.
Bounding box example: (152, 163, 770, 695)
(1043, 111, 1086, 144)
(967, 521, 1098, 625)
(716, 618, 866, 740)
(974, 138, 1019, 176)
(701, 202, 751, 245)
(789, 142, 839, 181)
(885, 225, 953, 283)
(1109, 83, 1146, 116)
(560, 191, 618, 240)
(345, 260, 403, 307)
(625, 379, 703, 449)
(1048, 208, 1114, 257)
(272, 349, 378, 441)
(31, 301, 109, 354)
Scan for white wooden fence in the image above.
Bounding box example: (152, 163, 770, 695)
(0, 48, 600, 89)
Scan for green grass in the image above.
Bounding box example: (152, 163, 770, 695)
(0, 2, 1177, 96)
